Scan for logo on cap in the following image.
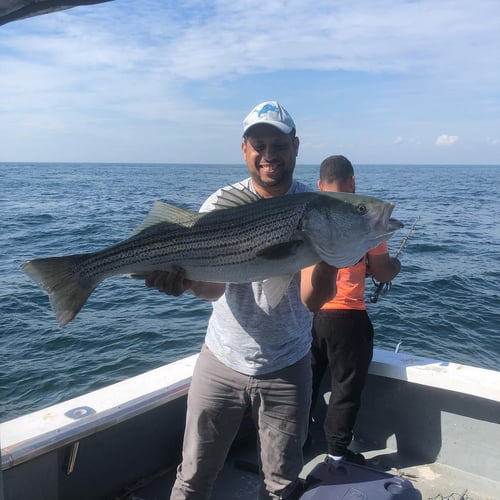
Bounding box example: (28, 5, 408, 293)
(257, 103, 280, 117)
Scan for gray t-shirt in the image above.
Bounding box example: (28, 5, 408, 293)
(199, 177, 313, 376)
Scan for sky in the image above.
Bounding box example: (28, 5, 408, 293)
(1, 0, 499, 165)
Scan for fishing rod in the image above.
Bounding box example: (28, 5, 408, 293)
(369, 215, 420, 304)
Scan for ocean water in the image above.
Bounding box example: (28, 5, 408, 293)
(1, 163, 499, 423)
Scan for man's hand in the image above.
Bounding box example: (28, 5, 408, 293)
(145, 267, 226, 300)
(145, 267, 191, 296)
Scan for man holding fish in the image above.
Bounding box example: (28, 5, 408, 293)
(147, 101, 339, 499)
(21, 101, 402, 499)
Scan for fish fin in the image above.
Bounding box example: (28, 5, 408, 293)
(262, 275, 293, 309)
(133, 201, 199, 234)
(256, 240, 303, 260)
(212, 183, 262, 209)
(21, 255, 98, 327)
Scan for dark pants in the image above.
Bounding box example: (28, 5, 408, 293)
(311, 310, 374, 456)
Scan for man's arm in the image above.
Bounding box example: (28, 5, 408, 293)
(300, 262, 338, 312)
(367, 253, 401, 283)
(145, 268, 226, 300)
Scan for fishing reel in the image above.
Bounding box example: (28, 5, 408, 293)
(369, 278, 392, 303)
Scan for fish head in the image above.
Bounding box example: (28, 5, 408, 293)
(301, 192, 404, 268)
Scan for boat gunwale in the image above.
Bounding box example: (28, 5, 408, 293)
(1, 354, 197, 470)
(1, 349, 499, 471)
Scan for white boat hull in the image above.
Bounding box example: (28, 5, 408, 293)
(2, 350, 499, 499)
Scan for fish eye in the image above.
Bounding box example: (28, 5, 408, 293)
(356, 204, 367, 214)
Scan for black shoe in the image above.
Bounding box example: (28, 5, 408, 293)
(341, 449, 366, 465)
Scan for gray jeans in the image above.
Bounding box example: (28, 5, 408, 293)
(170, 344, 311, 500)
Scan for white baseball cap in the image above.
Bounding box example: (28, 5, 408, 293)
(243, 101, 296, 135)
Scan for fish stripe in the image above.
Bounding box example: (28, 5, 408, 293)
(73, 199, 307, 280)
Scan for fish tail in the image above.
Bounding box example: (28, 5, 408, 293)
(21, 254, 98, 327)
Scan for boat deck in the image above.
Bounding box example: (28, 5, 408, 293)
(123, 415, 498, 500)
(118, 351, 500, 500)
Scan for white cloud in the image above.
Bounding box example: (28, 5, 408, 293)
(5, 0, 499, 85)
(151, 0, 500, 85)
(392, 136, 420, 145)
(436, 135, 459, 146)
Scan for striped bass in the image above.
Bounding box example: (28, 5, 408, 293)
(21, 186, 403, 327)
